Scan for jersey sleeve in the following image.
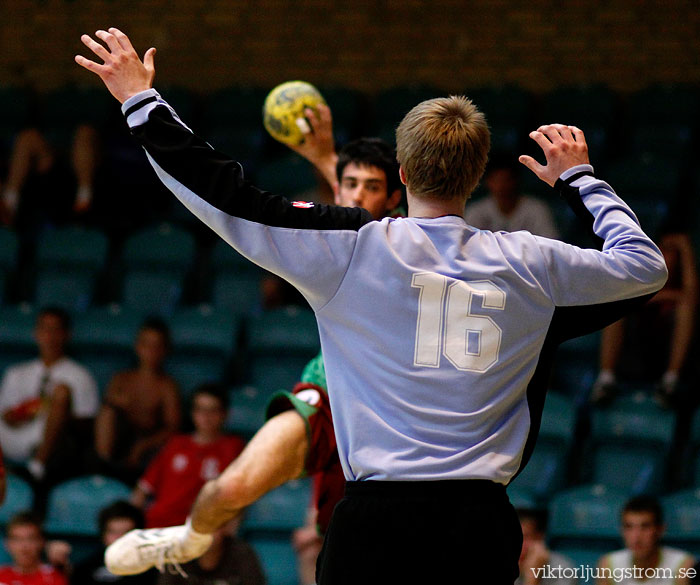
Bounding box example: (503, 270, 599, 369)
(534, 166, 667, 305)
(523, 166, 668, 341)
(121, 89, 373, 310)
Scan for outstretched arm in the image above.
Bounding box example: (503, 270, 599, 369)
(288, 104, 339, 191)
(75, 28, 155, 104)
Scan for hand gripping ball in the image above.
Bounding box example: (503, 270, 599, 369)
(263, 81, 326, 146)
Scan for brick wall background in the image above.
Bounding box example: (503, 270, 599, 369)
(0, 0, 699, 94)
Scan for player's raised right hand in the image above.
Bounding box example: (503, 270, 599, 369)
(519, 124, 590, 187)
(75, 28, 156, 104)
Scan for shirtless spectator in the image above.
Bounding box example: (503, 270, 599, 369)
(131, 384, 244, 528)
(94, 317, 181, 481)
(0, 307, 98, 482)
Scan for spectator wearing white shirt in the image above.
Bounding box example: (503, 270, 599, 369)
(0, 307, 98, 482)
(465, 153, 559, 239)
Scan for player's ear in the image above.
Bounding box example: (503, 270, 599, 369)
(333, 181, 342, 205)
(385, 189, 402, 211)
(399, 166, 407, 185)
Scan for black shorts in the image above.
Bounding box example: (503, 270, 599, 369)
(316, 479, 522, 585)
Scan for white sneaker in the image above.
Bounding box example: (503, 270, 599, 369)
(105, 524, 213, 576)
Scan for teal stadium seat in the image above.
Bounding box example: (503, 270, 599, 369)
(550, 332, 600, 404)
(0, 304, 36, 362)
(34, 269, 94, 313)
(166, 354, 228, 402)
(0, 269, 6, 306)
(123, 224, 195, 275)
(662, 489, 700, 547)
(199, 86, 267, 165)
(212, 272, 262, 315)
(0, 475, 34, 526)
(43, 475, 131, 536)
(586, 394, 673, 494)
(170, 305, 239, 359)
(549, 485, 627, 549)
(225, 385, 275, 437)
(247, 307, 320, 390)
(256, 155, 318, 198)
(506, 486, 537, 510)
(35, 227, 108, 273)
(0, 228, 18, 273)
(211, 239, 262, 275)
(72, 306, 144, 353)
(248, 536, 298, 585)
(590, 393, 675, 448)
(42, 86, 113, 147)
(243, 478, 312, 533)
(122, 271, 182, 316)
(509, 392, 576, 501)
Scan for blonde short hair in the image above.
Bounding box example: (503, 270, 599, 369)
(396, 96, 490, 201)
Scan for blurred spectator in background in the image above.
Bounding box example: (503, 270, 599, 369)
(0, 444, 6, 504)
(293, 506, 323, 585)
(0, 124, 99, 228)
(94, 317, 181, 482)
(155, 518, 265, 585)
(71, 501, 157, 585)
(0, 512, 68, 585)
(516, 508, 577, 585)
(597, 496, 695, 585)
(0, 307, 98, 483)
(591, 227, 698, 407)
(464, 153, 559, 239)
(131, 384, 244, 528)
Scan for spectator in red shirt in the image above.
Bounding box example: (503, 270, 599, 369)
(0, 512, 67, 585)
(131, 384, 244, 528)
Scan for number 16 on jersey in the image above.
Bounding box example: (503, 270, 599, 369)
(411, 273, 506, 373)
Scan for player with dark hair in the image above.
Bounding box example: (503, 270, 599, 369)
(76, 29, 667, 584)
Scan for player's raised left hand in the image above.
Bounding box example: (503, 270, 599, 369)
(75, 28, 156, 104)
(519, 124, 590, 187)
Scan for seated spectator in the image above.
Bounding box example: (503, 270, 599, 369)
(591, 228, 698, 407)
(293, 506, 324, 585)
(597, 495, 695, 585)
(94, 317, 181, 481)
(0, 307, 99, 482)
(155, 517, 265, 585)
(516, 508, 577, 585)
(71, 501, 157, 584)
(131, 384, 244, 528)
(0, 511, 67, 585)
(0, 124, 99, 228)
(464, 153, 559, 239)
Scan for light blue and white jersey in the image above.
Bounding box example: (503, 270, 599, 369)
(121, 89, 667, 483)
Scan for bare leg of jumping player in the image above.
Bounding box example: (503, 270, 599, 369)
(191, 409, 308, 533)
(105, 409, 309, 575)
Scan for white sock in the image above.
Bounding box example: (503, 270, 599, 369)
(75, 185, 93, 206)
(2, 189, 19, 212)
(596, 370, 616, 386)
